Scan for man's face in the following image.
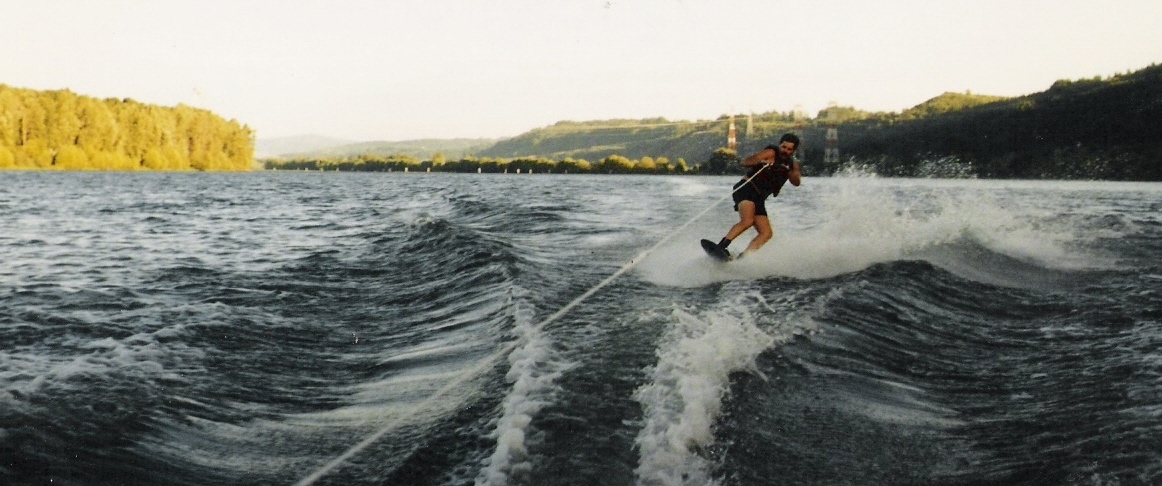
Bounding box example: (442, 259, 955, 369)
(777, 141, 796, 159)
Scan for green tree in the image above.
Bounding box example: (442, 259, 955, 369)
(598, 155, 634, 173)
(705, 148, 738, 174)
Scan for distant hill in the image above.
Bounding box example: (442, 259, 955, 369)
(900, 91, 1010, 119)
(476, 118, 734, 163)
(280, 138, 498, 160)
(255, 135, 354, 157)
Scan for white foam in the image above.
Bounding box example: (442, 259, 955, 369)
(475, 292, 573, 486)
(633, 300, 782, 486)
(664, 176, 720, 198)
(4, 326, 197, 393)
(638, 176, 1108, 286)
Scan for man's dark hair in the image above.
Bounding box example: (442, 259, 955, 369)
(779, 133, 800, 148)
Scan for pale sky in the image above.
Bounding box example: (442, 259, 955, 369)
(4, 0, 1160, 141)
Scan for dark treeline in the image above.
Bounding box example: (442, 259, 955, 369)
(266, 152, 693, 174)
(0, 85, 255, 171)
(809, 64, 1162, 180)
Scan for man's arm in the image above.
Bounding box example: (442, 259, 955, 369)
(787, 162, 801, 186)
(742, 148, 775, 167)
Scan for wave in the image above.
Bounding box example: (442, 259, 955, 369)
(637, 176, 1113, 288)
(633, 289, 818, 485)
(700, 244, 1162, 484)
(9, 174, 1156, 485)
(1, 196, 542, 484)
(474, 286, 573, 485)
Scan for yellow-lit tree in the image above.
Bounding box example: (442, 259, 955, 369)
(54, 145, 89, 170)
(0, 145, 14, 169)
(0, 84, 254, 171)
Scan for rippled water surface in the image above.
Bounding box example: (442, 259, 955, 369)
(2, 172, 1160, 485)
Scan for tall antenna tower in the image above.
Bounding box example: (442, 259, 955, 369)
(727, 114, 738, 151)
(824, 101, 840, 165)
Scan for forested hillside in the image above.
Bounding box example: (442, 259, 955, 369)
(266, 64, 1160, 180)
(264, 113, 810, 174)
(476, 64, 1162, 180)
(0, 85, 254, 171)
(476, 113, 816, 169)
(821, 64, 1162, 179)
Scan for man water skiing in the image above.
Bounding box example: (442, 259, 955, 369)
(705, 132, 802, 261)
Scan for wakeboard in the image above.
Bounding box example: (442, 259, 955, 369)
(700, 239, 732, 262)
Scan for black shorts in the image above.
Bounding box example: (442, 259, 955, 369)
(732, 181, 768, 216)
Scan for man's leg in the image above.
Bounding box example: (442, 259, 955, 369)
(724, 201, 757, 242)
(743, 215, 773, 254)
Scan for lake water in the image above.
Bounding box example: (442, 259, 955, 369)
(2, 172, 1160, 485)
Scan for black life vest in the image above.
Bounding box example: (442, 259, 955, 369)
(742, 144, 793, 198)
